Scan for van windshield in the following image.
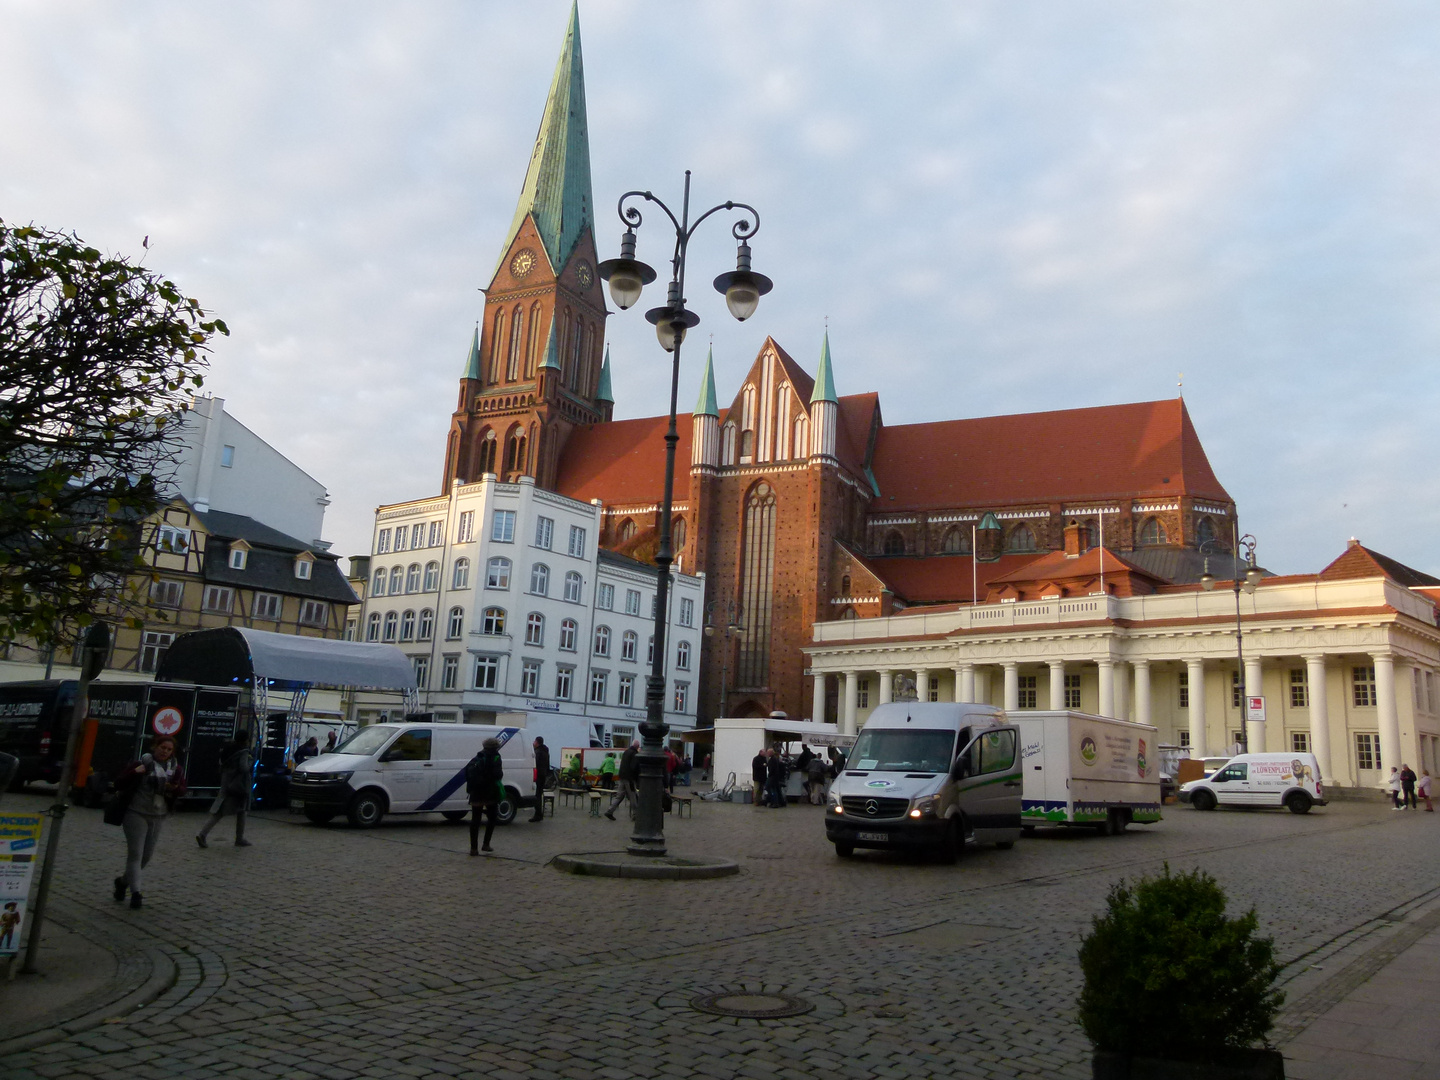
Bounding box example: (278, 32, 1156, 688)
(849, 729, 955, 773)
(332, 726, 398, 757)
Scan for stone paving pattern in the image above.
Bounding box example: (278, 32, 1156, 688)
(2, 794, 1437, 1079)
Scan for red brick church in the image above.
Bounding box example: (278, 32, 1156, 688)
(442, 6, 1239, 724)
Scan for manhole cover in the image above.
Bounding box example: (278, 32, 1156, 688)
(690, 992, 814, 1019)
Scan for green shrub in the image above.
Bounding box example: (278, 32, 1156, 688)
(1077, 865, 1283, 1062)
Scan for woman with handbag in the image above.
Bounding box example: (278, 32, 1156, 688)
(112, 734, 187, 909)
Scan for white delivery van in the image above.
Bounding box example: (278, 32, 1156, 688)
(289, 722, 535, 827)
(1014, 711, 1162, 835)
(825, 703, 1021, 861)
(1179, 752, 1325, 814)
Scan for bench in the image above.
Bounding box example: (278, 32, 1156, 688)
(670, 794, 694, 818)
(558, 787, 588, 809)
(588, 791, 604, 817)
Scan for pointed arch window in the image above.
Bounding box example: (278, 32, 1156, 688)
(504, 426, 527, 476)
(721, 423, 738, 466)
(671, 517, 687, 553)
(618, 518, 637, 542)
(1138, 517, 1167, 546)
(569, 315, 584, 392)
(941, 526, 970, 554)
(526, 303, 543, 378)
(1195, 516, 1217, 547)
(507, 303, 523, 380)
(737, 481, 777, 690)
(793, 416, 808, 459)
(479, 430, 498, 475)
(491, 309, 506, 383)
(883, 531, 905, 556)
(1006, 524, 1037, 553)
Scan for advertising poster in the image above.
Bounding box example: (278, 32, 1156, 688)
(0, 812, 44, 956)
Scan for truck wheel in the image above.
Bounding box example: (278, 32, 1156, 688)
(495, 788, 519, 826)
(1109, 809, 1129, 835)
(1191, 789, 1216, 812)
(834, 842, 854, 858)
(304, 807, 336, 825)
(1021, 824, 1037, 837)
(441, 810, 469, 822)
(347, 790, 386, 828)
(995, 840, 1015, 850)
(938, 820, 961, 864)
(1286, 791, 1313, 815)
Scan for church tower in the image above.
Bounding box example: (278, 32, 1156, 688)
(443, 2, 608, 492)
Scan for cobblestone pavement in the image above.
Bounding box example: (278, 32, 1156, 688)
(2, 792, 1438, 1079)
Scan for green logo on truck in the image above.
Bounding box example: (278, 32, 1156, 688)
(1079, 736, 1097, 765)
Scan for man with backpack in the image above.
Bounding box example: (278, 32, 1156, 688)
(465, 738, 504, 854)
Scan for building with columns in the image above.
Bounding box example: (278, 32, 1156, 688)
(805, 539, 1440, 792)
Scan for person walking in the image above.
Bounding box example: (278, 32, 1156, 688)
(806, 754, 828, 805)
(751, 749, 768, 808)
(598, 752, 618, 791)
(664, 746, 680, 794)
(465, 738, 504, 854)
(1400, 764, 1419, 810)
(765, 748, 787, 808)
(1419, 769, 1434, 812)
(604, 741, 640, 820)
(113, 735, 187, 909)
(196, 732, 254, 848)
(1387, 766, 1403, 809)
(530, 736, 550, 822)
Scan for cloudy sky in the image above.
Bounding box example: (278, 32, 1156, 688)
(5, 1, 1438, 575)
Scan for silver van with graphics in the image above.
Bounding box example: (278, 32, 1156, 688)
(825, 703, 1022, 860)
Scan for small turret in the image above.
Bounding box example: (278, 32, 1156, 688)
(692, 346, 720, 469)
(808, 330, 839, 462)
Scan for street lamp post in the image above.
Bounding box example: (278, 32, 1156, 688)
(599, 171, 771, 857)
(1200, 529, 1263, 754)
(704, 599, 746, 721)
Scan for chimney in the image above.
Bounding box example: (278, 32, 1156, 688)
(1347, 537, 1361, 548)
(1063, 520, 1088, 558)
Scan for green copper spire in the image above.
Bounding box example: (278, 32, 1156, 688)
(462, 325, 481, 380)
(497, 2, 594, 275)
(541, 315, 561, 371)
(811, 330, 838, 404)
(695, 346, 719, 417)
(596, 346, 613, 403)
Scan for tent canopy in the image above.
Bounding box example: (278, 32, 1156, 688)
(680, 719, 854, 748)
(156, 627, 416, 692)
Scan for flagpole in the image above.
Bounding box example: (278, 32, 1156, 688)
(971, 524, 977, 607)
(1098, 512, 1105, 595)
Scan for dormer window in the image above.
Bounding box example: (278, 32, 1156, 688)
(229, 547, 247, 570)
(294, 553, 314, 580)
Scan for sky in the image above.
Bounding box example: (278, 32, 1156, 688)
(4, 1, 1439, 576)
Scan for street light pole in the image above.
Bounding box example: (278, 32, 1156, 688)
(704, 599, 745, 721)
(1200, 529, 1262, 755)
(599, 171, 771, 857)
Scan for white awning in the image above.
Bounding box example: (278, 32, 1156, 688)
(157, 627, 417, 691)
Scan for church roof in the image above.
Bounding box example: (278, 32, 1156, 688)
(496, 2, 593, 275)
(695, 348, 719, 417)
(462, 326, 481, 380)
(553, 413, 698, 505)
(541, 315, 561, 370)
(869, 398, 1230, 511)
(1318, 541, 1440, 587)
(811, 331, 838, 405)
(596, 347, 613, 403)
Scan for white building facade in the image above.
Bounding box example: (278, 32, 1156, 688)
(806, 559, 1440, 793)
(352, 474, 705, 750)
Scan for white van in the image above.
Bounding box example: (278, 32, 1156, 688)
(1179, 752, 1325, 814)
(289, 722, 535, 827)
(825, 703, 1022, 860)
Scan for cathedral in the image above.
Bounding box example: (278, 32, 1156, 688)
(441, 6, 1238, 726)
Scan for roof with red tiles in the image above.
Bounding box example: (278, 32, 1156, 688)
(552, 413, 697, 505)
(984, 545, 1161, 585)
(1318, 541, 1440, 588)
(868, 398, 1230, 511)
(862, 553, 1048, 605)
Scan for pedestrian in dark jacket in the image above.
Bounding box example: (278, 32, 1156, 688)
(765, 749, 787, 808)
(1401, 764, 1419, 810)
(751, 750, 767, 807)
(530, 737, 550, 822)
(196, 732, 254, 848)
(605, 742, 640, 820)
(465, 738, 504, 854)
(806, 755, 828, 804)
(294, 736, 320, 766)
(113, 735, 187, 909)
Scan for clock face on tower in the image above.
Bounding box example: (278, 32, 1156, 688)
(574, 260, 594, 289)
(510, 249, 537, 279)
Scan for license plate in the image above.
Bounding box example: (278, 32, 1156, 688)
(856, 831, 889, 842)
(289, 799, 305, 810)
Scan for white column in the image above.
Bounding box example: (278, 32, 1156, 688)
(915, 668, 930, 702)
(877, 670, 893, 705)
(1097, 659, 1115, 718)
(843, 671, 859, 736)
(1133, 659, 1151, 727)
(958, 663, 974, 703)
(1244, 656, 1265, 752)
(1375, 654, 1401, 779)
(1187, 659, 1207, 758)
(975, 667, 991, 705)
(1048, 660, 1066, 711)
(1114, 662, 1130, 722)
(1304, 654, 1331, 784)
(1003, 662, 1020, 712)
(812, 673, 826, 726)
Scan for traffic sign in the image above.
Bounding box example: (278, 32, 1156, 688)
(1246, 695, 1266, 724)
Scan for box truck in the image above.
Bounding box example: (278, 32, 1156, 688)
(1014, 711, 1162, 835)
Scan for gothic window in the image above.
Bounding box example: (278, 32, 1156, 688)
(941, 526, 970, 554)
(1196, 516, 1217, 547)
(742, 384, 755, 429)
(504, 426, 527, 476)
(618, 518, 636, 542)
(1006, 524, 1037, 553)
(736, 482, 777, 690)
(507, 303, 523, 380)
(479, 430, 498, 475)
(671, 517, 687, 553)
(721, 423, 737, 465)
(1138, 517, 1167, 546)
(840, 606, 857, 620)
(491, 309, 506, 383)
(774, 386, 789, 459)
(569, 314, 583, 392)
(792, 416, 807, 458)
(741, 430, 755, 458)
(526, 303, 543, 378)
(883, 531, 905, 556)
